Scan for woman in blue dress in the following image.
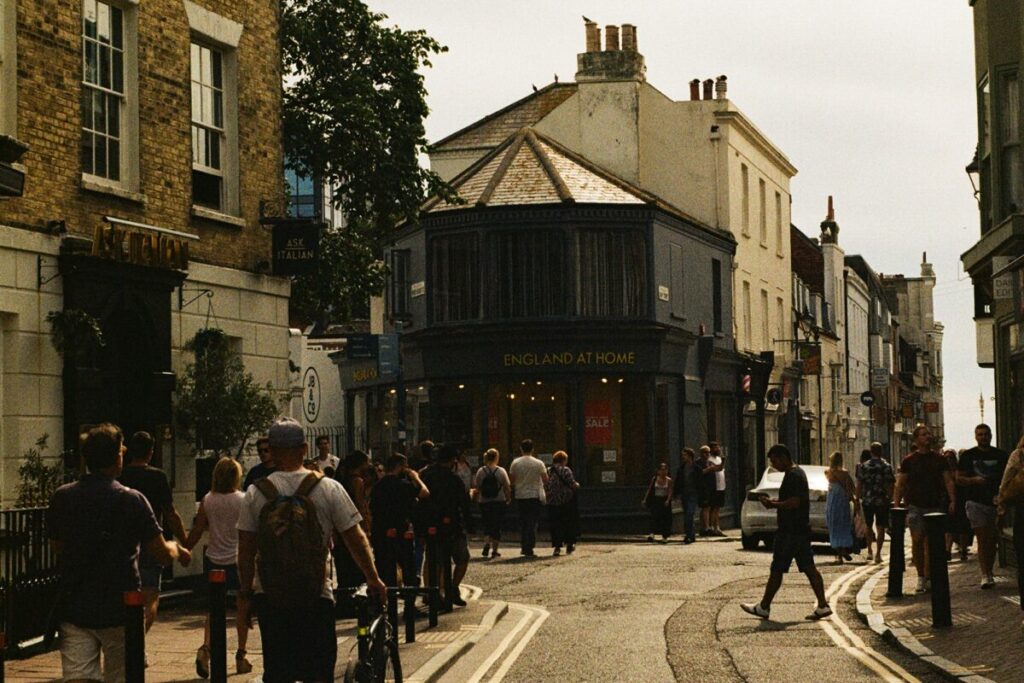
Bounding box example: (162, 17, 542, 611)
(826, 451, 857, 563)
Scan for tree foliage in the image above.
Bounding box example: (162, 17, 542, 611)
(17, 434, 72, 508)
(281, 0, 456, 324)
(175, 329, 282, 456)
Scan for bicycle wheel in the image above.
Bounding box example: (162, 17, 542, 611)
(374, 638, 402, 683)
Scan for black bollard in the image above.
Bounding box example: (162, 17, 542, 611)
(427, 586, 439, 628)
(124, 590, 146, 683)
(208, 569, 227, 683)
(924, 512, 952, 628)
(403, 588, 416, 644)
(887, 507, 907, 598)
(425, 527, 438, 593)
(387, 587, 399, 634)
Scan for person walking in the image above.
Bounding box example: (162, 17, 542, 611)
(334, 450, 372, 594)
(958, 423, 1009, 588)
(643, 462, 673, 543)
(118, 431, 188, 637)
(509, 439, 549, 557)
(474, 448, 511, 558)
(997, 434, 1024, 616)
(309, 435, 340, 476)
(707, 442, 727, 536)
(856, 441, 896, 564)
(421, 444, 472, 608)
(673, 448, 702, 544)
(696, 446, 714, 536)
(944, 447, 972, 561)
(370, 454, 429, 588)
(454, 449, 474, 495)
(184, 457, 251, 677)
(825, 451, 857, 564)
(47, 424, 190, 682)
(893, 424, 955, 593)
(242, 437, 274, 490)
(237, 417, 385, 683)
(741, 444, 831, 621)
(545, 451, 580, 555)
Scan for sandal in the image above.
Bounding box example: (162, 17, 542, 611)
(236, 650, 253, 674)
(195, 645, 210, 679)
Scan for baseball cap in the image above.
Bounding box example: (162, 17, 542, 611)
(268, 417, 305, 448)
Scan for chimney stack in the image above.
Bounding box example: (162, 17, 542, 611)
(820, 195, 839, 244)
(621, 24, 637, 51)
(585, 21, 600, 52)
(702, 78, 713, 100)
(715, 75, 728, 100)
(827, 195, 835, 221)
(689, 78, 700, 101)
(605, 25, 619, 51)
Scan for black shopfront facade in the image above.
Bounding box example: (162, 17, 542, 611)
(347, 203, 743, 525)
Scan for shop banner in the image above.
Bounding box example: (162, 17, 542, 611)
(584, 400, 612, 445)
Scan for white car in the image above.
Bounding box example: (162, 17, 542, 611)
(739, 465, 831, 550)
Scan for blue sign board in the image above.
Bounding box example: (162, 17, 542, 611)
(346, 333, 378, 360)
(377, 334, 400, 376)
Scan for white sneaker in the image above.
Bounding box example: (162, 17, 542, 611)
(740, 602, 770, 619)
(806, 605, 833, 620)
(915, 577, 927, 593)
(981, 575, 995, 589)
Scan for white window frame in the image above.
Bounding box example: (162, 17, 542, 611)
(0, 0, 17, 138)
(80, 0, 140, 194)
(774, 191, 783, 257)
(758, 178, 767, 246)
(185, 0, 242, 219)
(742, 280, 752, 351)
(740, 164, 750, 236)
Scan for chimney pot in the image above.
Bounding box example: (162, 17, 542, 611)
(827, 195, 835, 221)
(605, 25, 620, 51)
(689, 78, 700, 101)
(621, 24, 637, 51)
(715, 74, 728, 100)
(702, 78, 714, 100)
(585, 21, 600, 52)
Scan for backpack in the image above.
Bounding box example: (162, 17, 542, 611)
(254, 473, 327, 609)
(480, 467, 500, 498)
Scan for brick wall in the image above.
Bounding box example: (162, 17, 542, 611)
(4, 0, 283, 271)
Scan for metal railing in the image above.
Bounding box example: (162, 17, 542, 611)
(0, 507, 60, 656)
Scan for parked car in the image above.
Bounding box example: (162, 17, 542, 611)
(740, 465, 830, 550)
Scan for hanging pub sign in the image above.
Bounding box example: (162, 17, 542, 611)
(272, 220, 321, 276)
(797, 342, 821, 376)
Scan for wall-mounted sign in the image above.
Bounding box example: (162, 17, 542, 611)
(658, 285, 670, 302)
(585, 400, 612, 445)
(870, 368, 889, 389)
(798, 343, 821, 375)
(503, 351, 637, 368)
(993, 256, 1015, 301)
(766, 388, 782, 405)
(924, 401, 940, 413)
(860, 390, 875, 407)
(602, 449, 617, 463)
(91, 223, 190, 270)
(377, 334, 400, 375)
(302, 367, 320, 423)
(272, 220, 321, 276)
(601, 471, 617, 483)
(346, 334, 379, 360)
(411, 281, 426, 298)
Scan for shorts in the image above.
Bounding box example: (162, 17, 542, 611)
(450, 530, 470, 565)
(862, 504, 890, 529)
(770, 532, 816, 574)
(965, 501, 998, 530)
(138, 558, 163, 591)
(59, 621, 124, 682)
(203, 556, 241, 591)
(255, 596, 337, 682)
(906, 505, 942, 533)
(710, 490, 726, 508)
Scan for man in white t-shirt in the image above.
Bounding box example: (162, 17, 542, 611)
(708, 441, 726, 536)
(509, 438, 549, 557)
(309, 435, 341, 476)
(237, 417, 385, 682)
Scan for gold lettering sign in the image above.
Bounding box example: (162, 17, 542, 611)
(502, 351, 637, 368)
(352, 366, 379, 383)
(90, 224, 190, 270)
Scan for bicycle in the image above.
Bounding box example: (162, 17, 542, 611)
(343, 584, 403, 683)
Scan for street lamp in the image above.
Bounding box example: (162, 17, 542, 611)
(966, 151, 981, 204)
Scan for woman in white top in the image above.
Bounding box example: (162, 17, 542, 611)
(473, 448, 512, 558)
(643, 462, 673, 543)
(185, 457, 250, 677)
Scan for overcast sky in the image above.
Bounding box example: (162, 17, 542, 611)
(369, 1, 993, 449)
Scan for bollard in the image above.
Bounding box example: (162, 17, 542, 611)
(425, 527, 438, 593)
(124, 590, 146, 683)
(887, 507, 907, 598)
(441, 536, 454, 612)
(924, 512, 952, 628)
(427, 586, 439, 628)
(403, 588, 416, 644)
(387, 587, 399, 635)
(1, 630, 6, 683)
(208, 570, 227, 683)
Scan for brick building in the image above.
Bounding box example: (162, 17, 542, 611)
(0, 0, 291, 507)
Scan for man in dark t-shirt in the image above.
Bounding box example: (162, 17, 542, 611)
(370, 454, 429, 587)
(243, 436, 275, 490)
(118, 431, 187, 633)
(49, 424, 189, 682)
(421, 444, 472, 608)
(741, 444, 830, 622)
(957, 424, 1009, 588)
(895, 424, 955, 593)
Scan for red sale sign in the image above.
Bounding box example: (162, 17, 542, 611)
(584, 401, 612, 445)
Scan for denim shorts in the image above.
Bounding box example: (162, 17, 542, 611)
(906, 505, 942, 533)
(770, 532, 815, 574)
(965, 501, 998, 530)
(138, 558, 163, 591)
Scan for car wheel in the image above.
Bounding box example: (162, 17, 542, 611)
(741, 533, 759, 550)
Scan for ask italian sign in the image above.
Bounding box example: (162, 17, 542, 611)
(272, 220, 321, 276)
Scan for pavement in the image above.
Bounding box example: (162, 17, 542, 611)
(857, 550, 1023, 683)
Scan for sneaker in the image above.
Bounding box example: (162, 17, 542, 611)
(553, 547, 561, 556)
(740, 602, 770, 619)
(915, 577, 927, 593)
(806, 605, 833, 621)
(236, 651, 253, 675)
(451, 595, 468, 607)
(492, 550, 502, 558)
(982, 575, 995, 589)
(646, 534, 655, 542)
(196, 645, 210, 679)
(482, 543, 490, 558)
(714, 529, 726, 537)
(566, 544, 575, 555)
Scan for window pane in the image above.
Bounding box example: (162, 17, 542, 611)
(213, 90, 223, 128)
(84, 41, 98, 84)
(99, 44, 110, 89)
(93, 90, 106, 133)
(191, 81, 202, 121)
(193, 169, 222, 210)
(190, 43, 201, 81)
(431, 235, 480, 322)
(108, 139, 120, 181)
(208, 132, 220, 169)
(81, 130, 95, 175)
(106, 95, 119, 140)
(191, 126, 202, 165)
(201, 86, 213, 125)
(578, 231, 647, 317)
(94, 135, 107, 176)
(80, 89, 94, 131)
(96, 1, 109, 44)
(112, 50, 123, 93)
(200, 46, 212, 84)
(487, 231, 567, 319)
(83, 0, 97, 39)
(111, 7, 123, 49)
(211, 50, 222, 89)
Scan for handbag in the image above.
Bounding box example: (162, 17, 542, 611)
(853, 507, 868, 540)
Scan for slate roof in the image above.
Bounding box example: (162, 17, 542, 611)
(421, 128, 723, 238)
(430, 83, 577, 151)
